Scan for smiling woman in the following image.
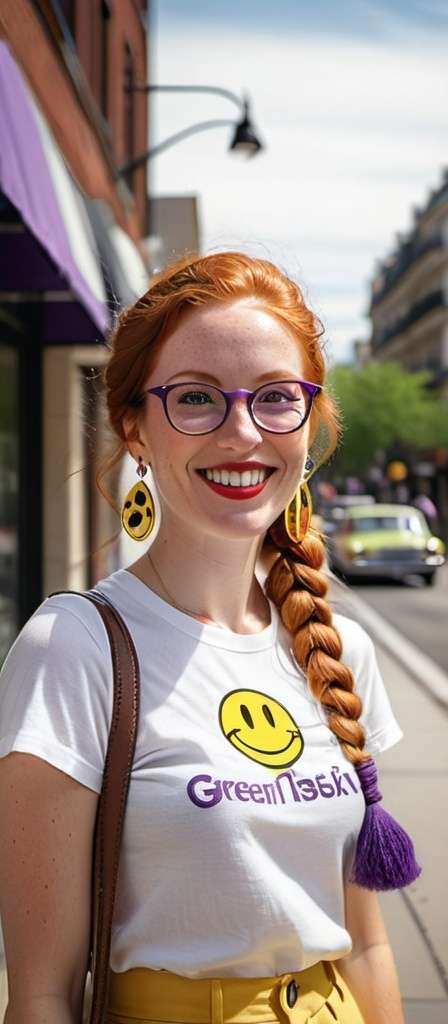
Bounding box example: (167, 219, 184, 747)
(119, 299, 318, 545)
(0, 252, 419, 1024)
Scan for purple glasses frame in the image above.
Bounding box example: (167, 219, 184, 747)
(137, 379, 322, 436)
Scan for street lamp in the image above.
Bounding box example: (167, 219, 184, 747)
(119, 83, 263, 176)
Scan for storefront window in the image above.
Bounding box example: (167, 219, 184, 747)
(82, 366, 148, 581)
(83, 366, 123, 583)
(0, 344, 18, 662)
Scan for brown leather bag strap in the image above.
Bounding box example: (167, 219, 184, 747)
(76, 590, 140, 1024)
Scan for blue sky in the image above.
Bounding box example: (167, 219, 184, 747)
(154, 0, 448, 37)
(150, 1, 448, 362)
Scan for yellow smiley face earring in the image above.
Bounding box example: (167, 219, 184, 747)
(284, 456, 314, 545)
(121, 457, 156, 542)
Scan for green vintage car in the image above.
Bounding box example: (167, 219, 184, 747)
(327, 503, 445, 585)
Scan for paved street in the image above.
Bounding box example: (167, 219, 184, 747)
(350, 562, 448, 674)
(1, 579, 447, 1023)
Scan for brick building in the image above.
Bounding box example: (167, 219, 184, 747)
(0, 0, 151, 657)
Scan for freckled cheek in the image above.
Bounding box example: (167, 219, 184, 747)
(140, 413, 191, 463)
(150, 444, 204, 494)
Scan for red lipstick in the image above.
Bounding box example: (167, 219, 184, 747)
(199, 462, 273, 501)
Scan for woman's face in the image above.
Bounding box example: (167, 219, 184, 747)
(131, 300, 312, 545)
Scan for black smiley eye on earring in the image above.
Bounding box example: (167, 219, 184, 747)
(121, 457, 156, 541)
(284, 456, 314, 545)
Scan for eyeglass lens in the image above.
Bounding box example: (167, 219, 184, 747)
(165, 381, 313, 434)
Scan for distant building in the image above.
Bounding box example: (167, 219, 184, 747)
(367, 171, 448, 538)
(352, 339, 371, 368)
(149, 195, 201, 271)
(368, 170, 448, 395)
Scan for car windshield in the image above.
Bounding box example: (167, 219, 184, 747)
(351, 515, 425, 534)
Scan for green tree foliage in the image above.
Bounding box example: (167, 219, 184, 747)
(328, 362, 448, 475)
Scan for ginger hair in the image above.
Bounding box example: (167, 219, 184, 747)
(100, 251, 368, 764)
(264, 521, 368, 764)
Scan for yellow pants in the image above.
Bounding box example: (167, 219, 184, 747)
(106, 962, 365, 1024)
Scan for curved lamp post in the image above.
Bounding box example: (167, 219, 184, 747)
(119, 83, 263, 176)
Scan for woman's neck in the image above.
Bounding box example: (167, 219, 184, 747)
(129, 534, 270, 635)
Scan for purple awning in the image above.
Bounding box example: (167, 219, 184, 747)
(0, 41, 109, 336)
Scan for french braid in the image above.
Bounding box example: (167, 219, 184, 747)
(265, 516, 369, 765)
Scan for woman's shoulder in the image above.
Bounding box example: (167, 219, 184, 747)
(22, 588, 114, 653)
(1, 572, 134, 671)
(332, 611, 376, 654)
(29, 569, 137, 636)
(23, 569, 166, 662)
(0, 580, 126, 789)
(332, 611, 402, 751)
(331, 612, 379, 689)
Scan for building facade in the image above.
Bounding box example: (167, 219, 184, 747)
(0, 0, 151, 658)
(368, 171, 448, 534)
(369, 172, 448, 390)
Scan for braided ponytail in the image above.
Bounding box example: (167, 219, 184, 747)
(265, 515, 369, 765)
(264, 512, 421, 890)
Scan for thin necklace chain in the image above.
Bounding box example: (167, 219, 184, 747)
(146, 550, 219, 626)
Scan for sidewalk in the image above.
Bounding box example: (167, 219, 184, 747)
(329, 575, 448, 1024)
(1, 583, 447, 1023)
(373, 644, 448, 1024)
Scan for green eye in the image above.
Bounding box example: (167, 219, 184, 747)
(178, 390, 214, 406)
(259, 390, 293, 403)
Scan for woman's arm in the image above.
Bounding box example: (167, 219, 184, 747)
(337, 882, 405, 1024)
(0, 752, 99, 1024)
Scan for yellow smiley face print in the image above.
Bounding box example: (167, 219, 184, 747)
(219, 689, 304, 770)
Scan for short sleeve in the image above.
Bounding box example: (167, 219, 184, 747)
(333, 613, 403, 756)
(0, 594, 114, 791)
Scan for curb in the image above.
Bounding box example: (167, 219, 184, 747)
(328, 574, 448, 708)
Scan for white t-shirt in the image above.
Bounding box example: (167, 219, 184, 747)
(0, 570, 402, 978)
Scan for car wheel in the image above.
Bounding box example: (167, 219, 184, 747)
(424, 572, 435, 586)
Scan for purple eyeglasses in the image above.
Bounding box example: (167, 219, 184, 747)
(136, 379, 321, 435)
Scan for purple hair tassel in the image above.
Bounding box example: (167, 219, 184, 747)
(349, 758, 421, 891)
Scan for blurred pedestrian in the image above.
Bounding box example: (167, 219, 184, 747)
(411, 492, 439, 532)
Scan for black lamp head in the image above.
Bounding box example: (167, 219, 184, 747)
(229, 100, 263, 157)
